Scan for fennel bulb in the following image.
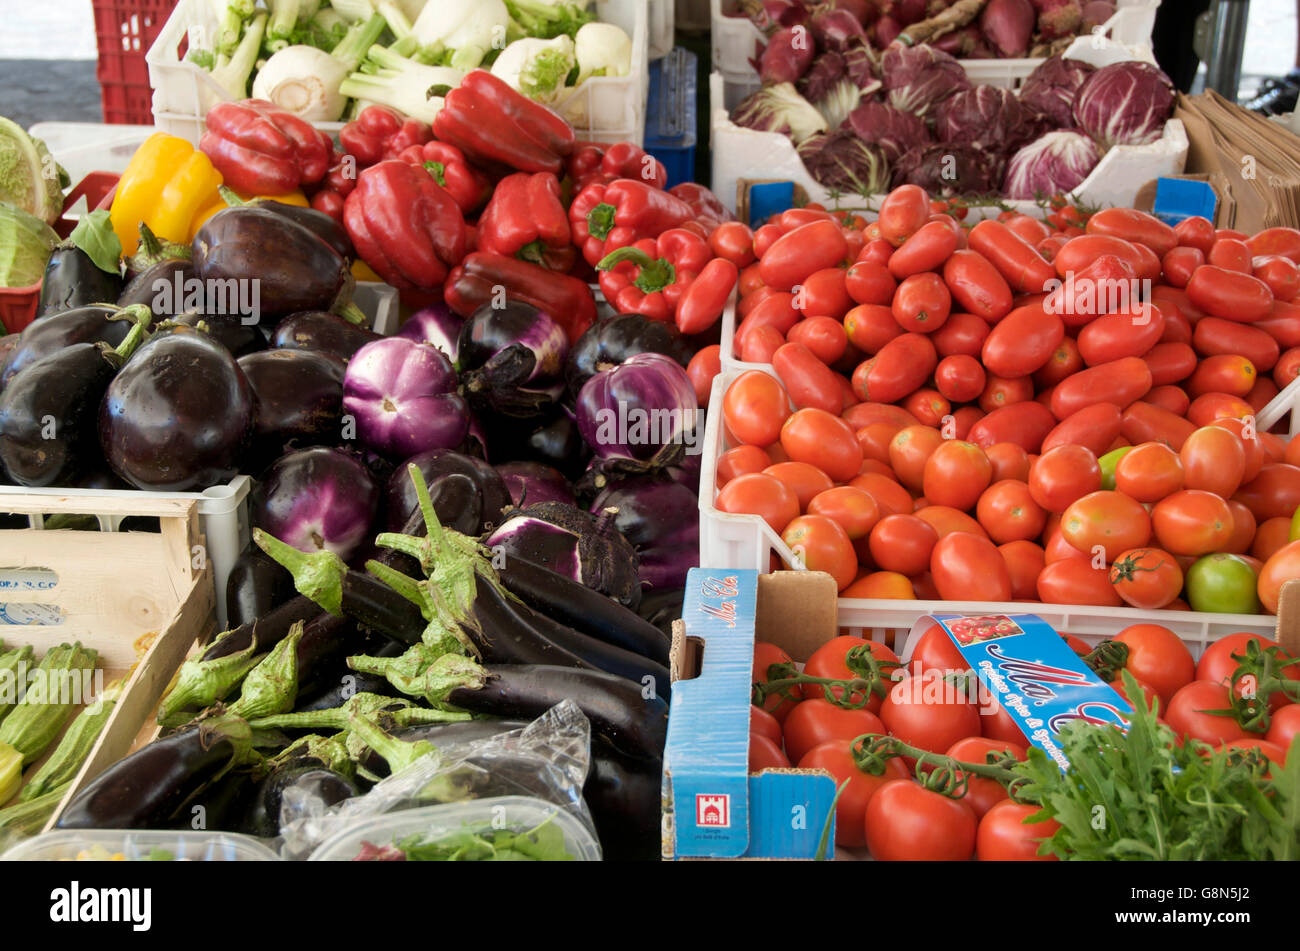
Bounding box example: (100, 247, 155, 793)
(491, 36, 575, 103)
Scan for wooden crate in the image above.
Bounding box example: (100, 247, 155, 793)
(0, 490, 215, 831)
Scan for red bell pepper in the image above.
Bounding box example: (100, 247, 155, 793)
(433, 69, 575, 176)
(339, 105, 433, 168)
(601, 142, 668, 190)
(596, 228, 713, 324)
(395, 141, 492, 215)
(309, 156, 358, 224)
(669, 182, 735, 232)
(566, 143, 606, 185)
(476, 172, 574, 272)
(200, 99, 332, 196)
(343, 160, 466, 295)
(569, 178, 696, 267)
(445, 252, 596, 344)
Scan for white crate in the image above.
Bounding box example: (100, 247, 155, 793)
(709, 39, 1187, 216)
(697, 370, 1281, 653)
(1258, 374, 1300, 439)
(147, 0, 650, 146)
(648, 0, 674, 60)
(711, 0, 1159, 85)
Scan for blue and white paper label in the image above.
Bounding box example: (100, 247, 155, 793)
(911, 613, 1133, 769)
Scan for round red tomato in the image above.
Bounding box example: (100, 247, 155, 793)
(893, 272, 952, 332)
(946, 735, 1026, 819)
(977, 480, 1048, 544)
(750, 733, 791, 771)
(868, 514, 939, 577)
(751, 705, 783, 745)
(931, 532, 1013, 601)
(716, 473, 800, 534)
(783, 699, 887, 765)
(782, 514, 858, 591)
(908, 623, 971, 675)
(753, 640, 800, 722)
(866, 779, 978, 861)
(1109, 547, 1183, 610)
(723, 371, 790, 447)
(1266, 703, 1300, 750)
(1165, 680, 1251, 745)
(1037, 557, 1124, 606)
(798, 740, 910, 847)
(1196, 632, 1300, 712)
(802, 635, 902, 706)
(1151, 490, 1235, 557)
(923, 440, 992, 512)
(1257, 539, 1300, 614)
(976, 800, 1060, 861)
(1114, 441, 1184, 503)
(1114, 624, 1196, 709)
(1029, 445, 1102, 513)
(880, 670, 981, 755)
(781, 409, 862, 483)
(1061, 491, 1152, 563)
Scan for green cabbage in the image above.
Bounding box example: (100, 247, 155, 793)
(0, 201, 58, 288)
(0, 117, 64, 226)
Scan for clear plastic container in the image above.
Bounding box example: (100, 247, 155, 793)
(308, 796, 602, 862)
(2, 830, 282, 861)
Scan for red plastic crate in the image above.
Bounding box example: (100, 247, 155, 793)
(0, 173, 121, 335)
(92, 0, 178, 124)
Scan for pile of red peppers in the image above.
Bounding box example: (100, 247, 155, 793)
(197, 69, 742, 341)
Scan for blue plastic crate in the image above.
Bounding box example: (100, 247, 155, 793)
(645, 47, 698, 189)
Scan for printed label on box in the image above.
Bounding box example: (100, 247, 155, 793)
(911, 613, 1133, 770)
(696, 794, 730, 828)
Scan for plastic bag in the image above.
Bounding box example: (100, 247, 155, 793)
(278, 700, 595, 860)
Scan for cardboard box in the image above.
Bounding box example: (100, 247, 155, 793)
(663, 568, 839, 860)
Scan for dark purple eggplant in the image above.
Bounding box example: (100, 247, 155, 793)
(636, 586, 685, 639)
(564, 313, 693, 402)
(270, 310, 379, 362)
(253, 447, 380, 563)
(226, 191, 354, 261)
(293, 636, 406, 712)
(496, 461, 575, 508)
(586, 739, 662, 861)
(74, 467, 132, 491)
(238, 349, 346, 458)
(247, 763, 358, 838)
(495, 555, 669, 665)
(395, 303, 463, 363)
(99, 326, 255, 491)
(0, 306, 150, 487)
(172, 310, 266, 357)
(522, 599, 671, 699)
(192, 206, 350, 323)
(383, 448, 511, 536)
(36, 246, 122, 319)
(456, 301, 569, 418)
(466, 574, 595, 668)
(116, 259, 195, 320)
(0, 305, 127, 388)
(590, 476, 700, 591)
(484, 407, 591, 481)
(446, 665, 667, 762)
(201, 596, 321, 661)
(56, 716, 271, 829)
(226, 539, 296, 630)
(485, 502, 641, 609)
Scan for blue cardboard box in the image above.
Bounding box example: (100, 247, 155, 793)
(663, 569, 839, 859)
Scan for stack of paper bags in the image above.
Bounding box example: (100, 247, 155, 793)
(1174, 90, 1300, 231)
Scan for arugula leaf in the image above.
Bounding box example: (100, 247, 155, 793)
(393, 814, 576, 861)
(1011, 671, 1300, 860)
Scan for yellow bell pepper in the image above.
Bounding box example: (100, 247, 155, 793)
(191, 188, 310, 233)
(110, 133, 224, 257)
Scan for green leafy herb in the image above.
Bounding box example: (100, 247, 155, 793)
(68, 210, 123, 274)
(393, 815, 575, 862)
(1010, 671, 1300, 860)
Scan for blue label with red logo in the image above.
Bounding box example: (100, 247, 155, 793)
(914, 614, 1134, 770)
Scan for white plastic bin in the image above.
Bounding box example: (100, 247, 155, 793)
(648, 0, 674, 59)
(697, 370, 1281, 652)
(308, 796, 602, 861)
(2, 829, 281, 861)
(148, 0, 650, 146)
(709, 38, 1187, 216)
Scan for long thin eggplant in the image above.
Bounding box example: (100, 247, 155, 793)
(226, 541, 296, 630)
(56, 716, 269, 829)
(464, 573, 595, 669)
(293, 637, 406, 712)
(446, 665, 668, 762)
(523, 599, 670, 699)
(37, 245, 122, 318)
(497, 556, 670, 666)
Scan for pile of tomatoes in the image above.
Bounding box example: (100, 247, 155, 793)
(751, 625, 1300, 860)
(712, 183, 1300, 614)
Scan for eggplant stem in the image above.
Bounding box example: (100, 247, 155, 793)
(346, 710, 438, 775)
(253, 529, 346, 617)
(157, 637, 266, 725)
(224, 622, 304, 721)
(107, 304, 153, 362)
(364, 559, 429, 615)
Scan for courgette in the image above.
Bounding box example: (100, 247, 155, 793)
(0, 743, 20, 803)
(0, 781, 70, 835)
(20, 679, 123, 801)
(0, 643, 99, 764)
(0, 645, 36, 723)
